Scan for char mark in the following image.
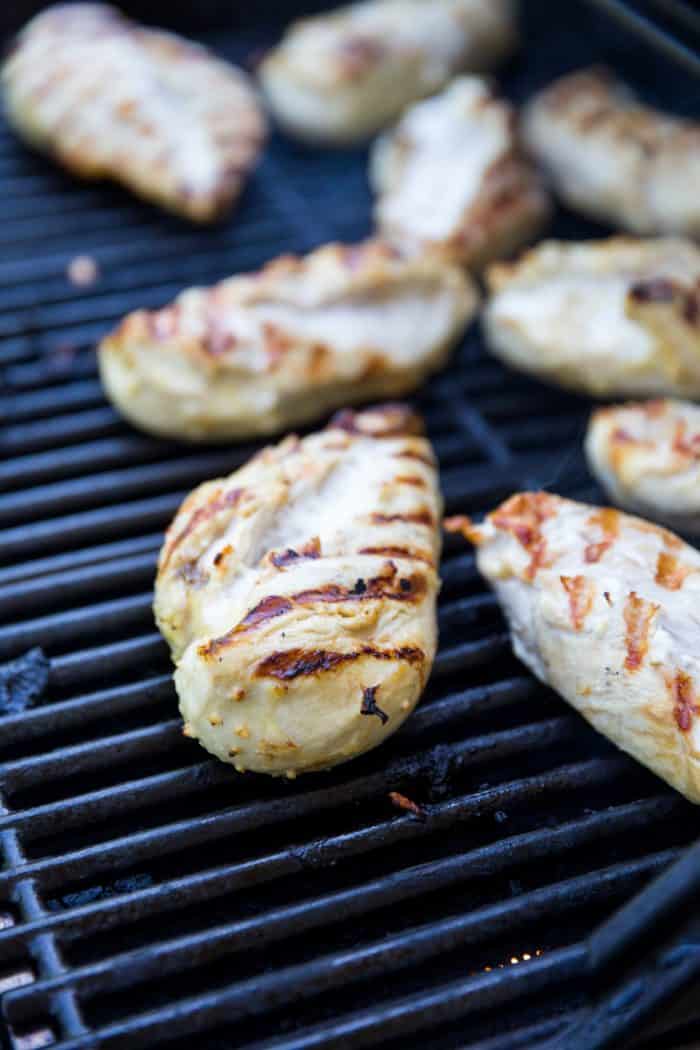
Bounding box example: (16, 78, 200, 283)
(163, 487, 244, 569)
(255, 644, 425, 680)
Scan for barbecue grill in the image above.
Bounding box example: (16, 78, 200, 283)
(1, 2, 700, 1048)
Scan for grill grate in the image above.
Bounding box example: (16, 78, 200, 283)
(1, 3, 700, 1049)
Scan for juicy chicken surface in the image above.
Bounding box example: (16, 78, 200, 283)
(2, 3, 265, 222)
(99, 239, 477, 441)
(587, 399, 700, 537)
(155, 405, 442, 776)
(447, 493, 700, 803)
(523, 67, 700, 236)
(259, 0, 517, 144)
(483, 237, 700, 397)
(371, 77, 550, 270)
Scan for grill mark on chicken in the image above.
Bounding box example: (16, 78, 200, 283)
(490, 492, 557, 580)
(261, 322, 296, 368)
(200, 563, 427, 657)
(672, 419, 700, 458)
(255, 644, 425, 680)
(395, 474, 427, 488)
(560, 575, 594, 630)
(370, 509, 435, 527)
(236, 595, 294, 635)
(269, 537, 322, 568)
(584, 507, 620, 564)
(669, 671, 697, 732)
(358, 545, 434, 566)
(655, 552, 693, 591)
(360, 684, 389, 724)
(394, 449, 436, 467)
(163, 487, 245, 569)
(292, 569, 427, 604)
(623, 591, 659, 672)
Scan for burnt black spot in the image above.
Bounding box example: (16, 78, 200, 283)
(400, 578, 412, 593)
(352, 578, 367, 595)
(630, 278, 675, 303)
(360, 685, 389, 725)
(179, 560, 210, 587)
(683, 293, 699, 326)
(271, 548, 299, 568)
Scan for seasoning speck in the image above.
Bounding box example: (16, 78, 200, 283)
(389, 791, 426, 820)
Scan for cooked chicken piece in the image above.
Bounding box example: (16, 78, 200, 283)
(370, 77, 550, 269)
(523, 67, 700, 236)
(446, 492, 700, 802)
(99, 239, 477, 441)
(586, 399, 700, 537)
(483, 237, 700, 397)
(2, 4, 265, 222)
(155, 405, 442, 776)
(259, 0, 517, 144)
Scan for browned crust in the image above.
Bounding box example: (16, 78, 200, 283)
(667, 670, 698, 732)
(623, 591, 658, 672)
(268, 537, 322, 568)
(394, 448, 436, 467)
(655, 552, 694, 591)
(370, 508, 435, 527)
(560, 574, 594, 631)
(490, 492, 558, 580)
(584, 508, 620, 564)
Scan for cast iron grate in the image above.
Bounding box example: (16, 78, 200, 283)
(1, 3, 700, 1049)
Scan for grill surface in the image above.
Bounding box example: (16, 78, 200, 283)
(1, 3, 700, 1049)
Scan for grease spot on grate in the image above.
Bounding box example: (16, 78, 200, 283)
(0, 648, 49, 715)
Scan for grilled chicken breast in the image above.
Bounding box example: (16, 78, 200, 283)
(483, 237, 700, 397)
(259, 0, 517, 144)
(155, 405, 442, 776)
(370, 77, 550, 270)
(523, 67, 700, 236)
(587, 399, 700, 537)
(447, 492, 700, 802)
(99, 239, 477, 441)
(2, 4, 265, 222)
